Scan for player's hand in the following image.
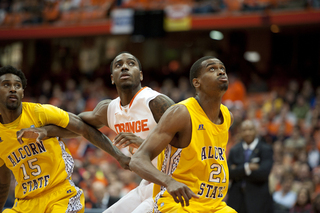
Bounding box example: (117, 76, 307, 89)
(166, 179, 199, 207)
(118, 155, 131, 170)
(113, 132, 143, 149)
(16, 128, 48, 144)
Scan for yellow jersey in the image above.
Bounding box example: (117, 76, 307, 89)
(154, 97, 231, 212)
(0, 102, 73, 199)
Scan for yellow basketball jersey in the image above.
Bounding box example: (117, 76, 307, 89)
(0, 102, 74, 199)
(154, 97, 231, 211)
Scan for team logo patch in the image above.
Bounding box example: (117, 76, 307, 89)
(30, 125, 35, 128)
(67, 189, 72, 194)
(198, 124, 205, 130)
(160, 202, 164, 207)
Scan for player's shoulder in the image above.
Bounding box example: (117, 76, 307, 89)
(95, 99, 113, 109)
(150, 94, 175, 108)
(163, 103, 189, 119)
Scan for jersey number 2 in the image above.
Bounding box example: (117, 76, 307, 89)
(209, 163, 226, 183)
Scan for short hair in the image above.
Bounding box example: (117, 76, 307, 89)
(189, 56, 216, 88)
(0, 65, 27, 89)
(110, 52, 142, 73)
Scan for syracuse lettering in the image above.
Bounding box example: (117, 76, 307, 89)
(114, 119, 149, 134)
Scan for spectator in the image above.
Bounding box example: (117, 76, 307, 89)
(227, 119, 274, 213)
(284, 126, 306, 153)
(273, 172, 297, 213)
(91, 181, 121, 209)
(290, 188, 313, 213)
(293, 95, 310, 121)
(314, 194, 320, 213)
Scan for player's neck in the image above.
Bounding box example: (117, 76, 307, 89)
(0, 108, 22, 124)
(195, 95, 222, 124)
(118, 86, 142, 106)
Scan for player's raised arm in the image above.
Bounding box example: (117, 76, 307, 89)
(130, 104, 199, 207)
(0, 164, 11, 210)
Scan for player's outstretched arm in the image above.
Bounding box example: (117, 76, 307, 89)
(17, 125, 80, 144)
(0, 165, 11, 211)
(66, 112, 130, 170)
(16, 100, 112, 144)
(130, 104, 199, 207)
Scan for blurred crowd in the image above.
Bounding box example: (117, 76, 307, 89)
(0, 0, 319, 27)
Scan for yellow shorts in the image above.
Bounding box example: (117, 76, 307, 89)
(155, 197, 237, 213)
(3, 180, 85, 213)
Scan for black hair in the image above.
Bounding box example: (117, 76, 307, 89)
(0, 65, 27, 89)
(110, 52, 142, 73)
(189, 56, 216, 88)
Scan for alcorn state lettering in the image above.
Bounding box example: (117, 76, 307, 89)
(201, 146, 225, 161)
(7, 141, 47, 167)
(197, 183, 226, 199)
(114, 119, 149, 134)
(22, 174, 50, 195)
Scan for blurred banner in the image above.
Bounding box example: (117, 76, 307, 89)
(111, 8, 134, 34)
(164, 4, 192, 32)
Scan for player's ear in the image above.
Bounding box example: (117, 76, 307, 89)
(111, 74, 114, 84)
(192, 78, 200, 88)
(140, 71, 143, 81)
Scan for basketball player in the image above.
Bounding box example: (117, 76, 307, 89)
(17, 52, 175, 213)
(130, 56, 237, 212)
(0, 66, 130, 213)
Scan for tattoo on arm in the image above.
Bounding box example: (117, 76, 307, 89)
(150, 95, 175, 123)
(69, 114, 123, 159)
(87, 125, 124, 159)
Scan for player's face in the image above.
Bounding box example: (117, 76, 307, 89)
(0, 74, 24, 110)
(196, 58, 228, 93)
(111, 53, 142, 90)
